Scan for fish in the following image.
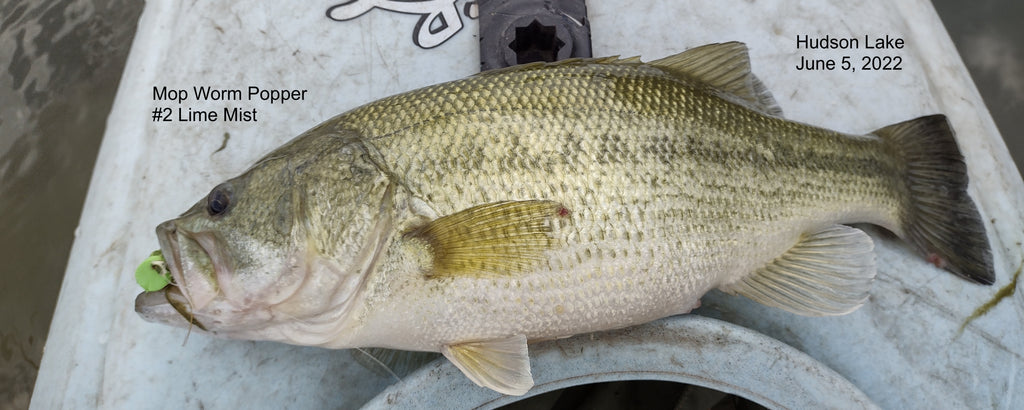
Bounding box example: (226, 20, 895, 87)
(135, 42, 994, 395)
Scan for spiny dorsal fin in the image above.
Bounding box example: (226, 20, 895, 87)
(474, 55, 643, 77)
(719, 225, 876, 316)
(442, 335, 533, 396)
(351, 348, 442, 380)
(651, 42, 783, 117)
(407, 200, 572, 278)
(614, 55, 643, 64)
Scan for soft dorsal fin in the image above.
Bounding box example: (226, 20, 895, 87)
(719, 225, 876, 316)
(406, 200, 572, 278)
(442, 335, 533, 396)
(650, 42, 783, 117)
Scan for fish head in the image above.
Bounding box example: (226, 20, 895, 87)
(136, 129, 395, 345)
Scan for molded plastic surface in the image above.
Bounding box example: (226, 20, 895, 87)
(33, 1, 1024, 409)
(363, 315, 877, 409)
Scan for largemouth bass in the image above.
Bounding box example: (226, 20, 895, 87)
(135, 42, 993, 395)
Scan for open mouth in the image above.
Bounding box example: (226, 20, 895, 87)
(134, 286, 208, 331)
(158, 221, 223, 309)
(135, 220, 227, 329)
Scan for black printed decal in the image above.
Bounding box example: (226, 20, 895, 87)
(327, 0, 467, 49)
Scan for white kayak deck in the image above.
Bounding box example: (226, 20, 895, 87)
(33, 1, 1024, 408)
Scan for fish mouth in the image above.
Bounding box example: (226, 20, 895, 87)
(135, 220, 231, 329)
(134, 286, 207, 331)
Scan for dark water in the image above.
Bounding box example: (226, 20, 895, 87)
(932, 0, 1024, 177)
(0, 0, 142, 408)
(0, 1, 1020, 409)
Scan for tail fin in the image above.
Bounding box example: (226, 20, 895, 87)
(874, 115, 994, 284)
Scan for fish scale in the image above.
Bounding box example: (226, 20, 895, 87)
(342, 58, 906, 347)
(137, 42, 993, 396)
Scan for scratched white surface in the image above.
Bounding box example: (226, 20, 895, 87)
(32, 0, 1024, 409)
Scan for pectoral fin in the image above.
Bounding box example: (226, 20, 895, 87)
(408, 200, 572, 278)
(720, 225, 876, 316)
(442, 335, 534, 396)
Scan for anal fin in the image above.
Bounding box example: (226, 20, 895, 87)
(720, 225, 876, 316)
(442, 335, 534, 396)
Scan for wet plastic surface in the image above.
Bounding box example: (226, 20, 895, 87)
(31, 1, 1024, 409)
(363, 315, 877, 409)
(477, 0, 591, 70)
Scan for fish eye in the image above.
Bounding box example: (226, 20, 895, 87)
(206, 184, 233, 216)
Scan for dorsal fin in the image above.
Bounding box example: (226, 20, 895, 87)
(474, 55, 643, 77)
(650, 42, 783, 117)
(473, 42, 782, 116)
